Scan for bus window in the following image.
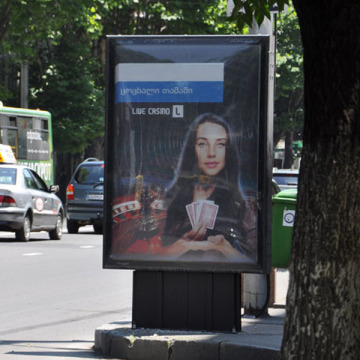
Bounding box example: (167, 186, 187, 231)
(33, 117, 42, 130)
(9, 117, 16, 127)
(0, 128, 18, 157)
(42, 119, 48, 130)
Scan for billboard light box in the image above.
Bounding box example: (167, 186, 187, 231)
(103, 35, 272, 273)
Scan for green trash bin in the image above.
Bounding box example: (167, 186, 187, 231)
(272, 188, 297, 268)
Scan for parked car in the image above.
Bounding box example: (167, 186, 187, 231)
(66, 158, 104, 234)
(273, 168, 299, 191)
(272, 178, 281, 196)
(0, 164, 64, 241)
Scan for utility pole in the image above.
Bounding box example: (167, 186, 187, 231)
(20, 62, 28, 108)
(243, 12, 276, 317)
(227, 1, 278, 317)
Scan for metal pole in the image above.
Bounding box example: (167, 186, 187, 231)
(243, 12, 276, 317)
(20, 62, 29, 108)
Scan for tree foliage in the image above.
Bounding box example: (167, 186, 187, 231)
(229, 0, 288, 29)
(274, 4, 303, 167)
(228, 0, 300, 169)
(274, 6, 303, 144)
(1, 0, 105, 153)
(0, 0, 236, 155)
(33, 34, 105, 153)
(95, 0, 236, 36)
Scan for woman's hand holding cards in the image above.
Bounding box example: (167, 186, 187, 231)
(180, 223, 207, 241)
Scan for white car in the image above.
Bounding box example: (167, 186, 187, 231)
(0, 164, 64, 241)
(273, 169, 299, 191)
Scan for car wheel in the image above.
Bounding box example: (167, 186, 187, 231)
(49, 213, 63, 240)
(16, 215, 31, 242)
(67, 220, 79, 234)
(93, 223, 103, 234)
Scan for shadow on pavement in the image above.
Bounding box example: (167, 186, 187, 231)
(1, 339, 108, 359)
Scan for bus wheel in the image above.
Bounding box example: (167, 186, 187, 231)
(67, 220, 79, 234)
(16, 215, 31, 242)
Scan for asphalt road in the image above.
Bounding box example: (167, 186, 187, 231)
(0, 226, 133, 359)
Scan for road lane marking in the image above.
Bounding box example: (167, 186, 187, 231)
(22, 252, 43, 256)
(80, 246, 95, 249)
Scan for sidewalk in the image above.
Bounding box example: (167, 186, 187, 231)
(94, 269, 289, 359)
(94, 307, 285, 360)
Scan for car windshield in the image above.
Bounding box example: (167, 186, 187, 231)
(273, 175, 298, 186)
(75, 164, 104, 185)
(0, 168, 16, 185)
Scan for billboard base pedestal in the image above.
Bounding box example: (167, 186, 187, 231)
(132, 270, 241, 332)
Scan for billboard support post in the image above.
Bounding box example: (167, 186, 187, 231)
(133, 270, 241, 332)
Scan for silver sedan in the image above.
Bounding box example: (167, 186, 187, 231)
(0, 164, 64, 241)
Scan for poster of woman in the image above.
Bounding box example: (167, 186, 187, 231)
(104, 35, 272, 273)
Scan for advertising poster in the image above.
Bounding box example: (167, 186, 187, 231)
(104, 36, 272, 273)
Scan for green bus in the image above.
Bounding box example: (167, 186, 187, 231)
(0, 104, 54, 186)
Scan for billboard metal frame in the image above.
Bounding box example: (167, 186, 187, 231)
(103, 35, 272, 274)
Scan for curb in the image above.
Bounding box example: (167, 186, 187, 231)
(94, 325, 280, 360)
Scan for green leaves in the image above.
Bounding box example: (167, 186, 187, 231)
(274, 4, 304, 144)
(1, 0, 242, 155)
(229, 0, 290, 30)
(31, 32, 104, 154)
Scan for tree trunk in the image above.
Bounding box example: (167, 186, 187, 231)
(280, 1, 360, 359)
(83, 136, 104, 160)
(283, 131, 294, 169)
(54, 152, 76, 204)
